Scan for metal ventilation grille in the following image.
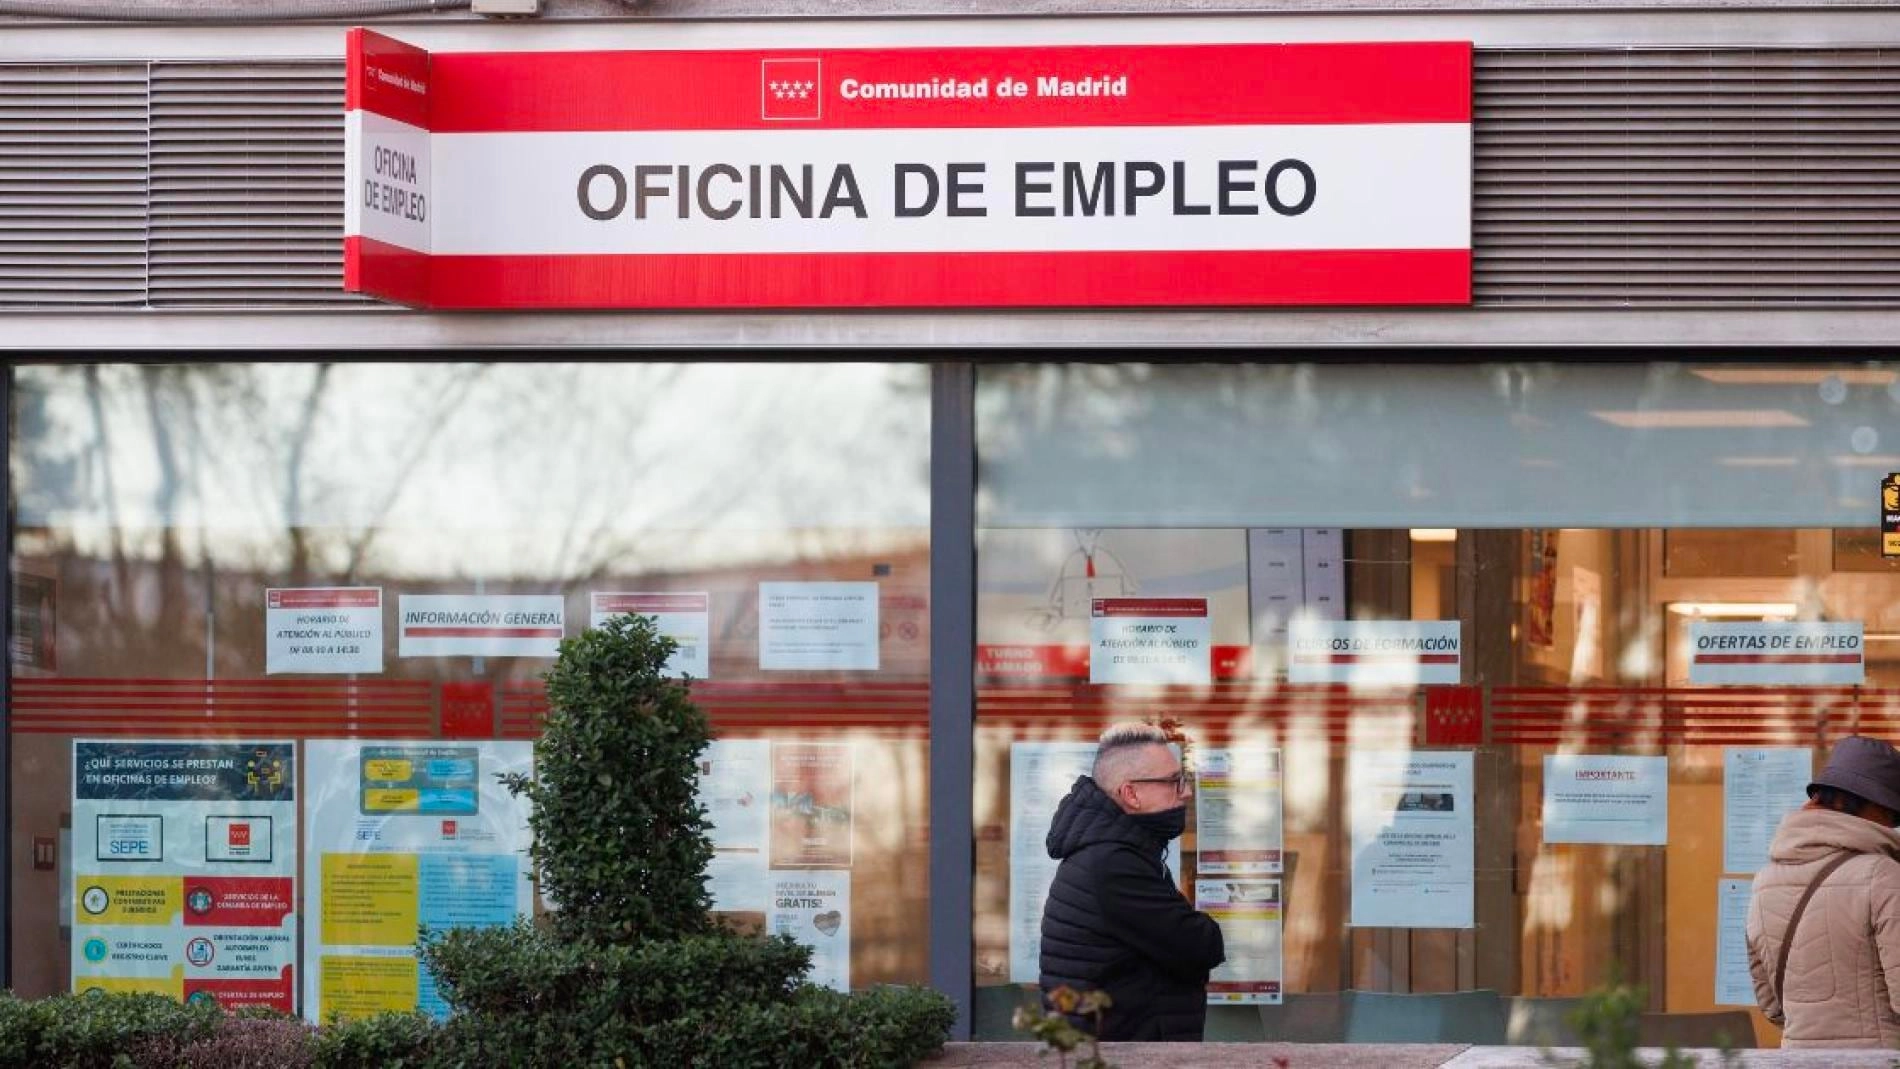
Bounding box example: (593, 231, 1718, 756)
(148, 61, 368, 308)
(1474, 49, 1900, 307)
(0, 64, 148, 308)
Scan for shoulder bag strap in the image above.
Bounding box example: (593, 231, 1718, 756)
(1773, 850, 1858, 1008)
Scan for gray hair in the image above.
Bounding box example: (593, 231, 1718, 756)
(1092, 722, 1171, 792)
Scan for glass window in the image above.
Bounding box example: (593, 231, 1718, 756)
(11, 362, 930, 1010)
(973, 362, 1900, 1047)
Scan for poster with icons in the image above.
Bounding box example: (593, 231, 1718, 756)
(301, 740, 533, 1023)
(71, 740, 298, 1013)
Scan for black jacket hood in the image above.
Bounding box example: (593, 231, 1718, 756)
(1046, 775, 1170, 861)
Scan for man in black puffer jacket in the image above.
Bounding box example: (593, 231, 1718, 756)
(1039, 722, 1226, 1042)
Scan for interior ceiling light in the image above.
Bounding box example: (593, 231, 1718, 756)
(1828, 455, 1900, 468)
(1667, 602, 1799, 617)
(1409, 529, 1457, 542)
(1718, 456, 1801, 467)
(1590, 410, 1809, 429)
(1692, 368, 1897, 386)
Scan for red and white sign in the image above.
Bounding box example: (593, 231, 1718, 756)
(265, 587, 383, 675)
(589, 592, 713, 679)
(398, 594, 565, 658)
(1288, 620, 1461, 685)
(1090, 597, 1212, 685)
(344, 30, 1471, 309)
(1688, 621, 1864, 685)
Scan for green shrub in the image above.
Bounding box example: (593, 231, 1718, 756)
(501, 613, 716, 944)
(422, 922, 810, 1022)
(309, 1012, 435, 1069)
(0, 992, 218, 1069)
(435, 984, 957, 1069)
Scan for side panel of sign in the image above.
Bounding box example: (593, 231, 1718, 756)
(344, 27, 433, 306)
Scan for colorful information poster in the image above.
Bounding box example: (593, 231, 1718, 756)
(770, 743, 853, 868)
(699, 740, 770, 913)
(1288, 620, 1462, 686)
(1195, 747, 1283, 875)
(1689, 622, 1865, 685)
(1723, 747, 1812, 875)
(1007, 741, 1182, 982)
(1196, 879, 1283, 1005)
(1542, 755, 1669, 846)
(397, 594, 564, 658)
(302, 740, 533, 1022)
(758, 582, 879, 671)
(1349, 750, 1475, 929)
(1715, 878, 1756, 1006)
(265, 588, 383, 674)
(769, 870, 850, 992)
(72, 740, 297, 1012)
(589, 592, 711, 679)
(1088, 597, 1212, 685)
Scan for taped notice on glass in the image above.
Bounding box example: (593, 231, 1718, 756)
(1688, 621, 1863, 686)
(590, 592, 711, 679)
(1089, 597, 1211, 685)
(1196, 879, 1282, 1005)
(1289, 620, 1461, 685)
(266, 588, 382, 674)
(1349, 749, 1474, 928)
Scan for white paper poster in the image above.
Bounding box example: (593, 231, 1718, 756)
(1195, 748, 1283, 875)
(1288, 620, 1462, 686)
(1301, 528, 1345, 620)
(301, 740, 534, 1022)
(1088, 597, 1211, 685)
(1197, 879, 1283, 1005)
(1350, 750, 1475, 928)
(397, 594, 564, 658)
(758, 582, 879, 671)
(590, 592, 712, 678)
(1723, 747, 1812, 875)
(1715, 879, 1756, 1006)
(1247, 529, 1305, 648)
(1007, 741, 1182, 982)
(266, 588, 383, 674)
(1689, 622, 1865, 686)
(769, 869, 850, 992)
(1542, 755, 1668, 846)
(699, 739, 769, 912)
(72, 741, 298, 1012)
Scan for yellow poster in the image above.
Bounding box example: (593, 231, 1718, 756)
(319, 955, 418, 1020)
(319, 854, 419, 946)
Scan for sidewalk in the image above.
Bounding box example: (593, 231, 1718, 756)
(923, 1043, 1900, 1067)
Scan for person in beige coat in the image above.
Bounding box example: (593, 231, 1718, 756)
(1746, 735, 1900, 1048)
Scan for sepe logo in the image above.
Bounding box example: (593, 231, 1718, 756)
(440, 819, 457, 840)
(184, 937, 215, 968)
(761, 59, 822, 122)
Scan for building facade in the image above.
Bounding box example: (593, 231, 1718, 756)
(4, 0, 1900, 1047)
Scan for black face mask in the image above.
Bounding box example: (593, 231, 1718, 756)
(1128, 803, 1188, 842)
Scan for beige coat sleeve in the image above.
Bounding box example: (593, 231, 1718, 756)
(1745, 880, 1785, 1026)
(1869, 859, 1900, 1017)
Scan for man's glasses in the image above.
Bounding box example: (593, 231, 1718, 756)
(1127, 772, 1189, 793)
